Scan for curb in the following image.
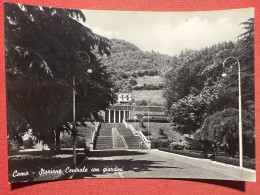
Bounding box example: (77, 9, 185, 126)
(156, 149, 256, 174)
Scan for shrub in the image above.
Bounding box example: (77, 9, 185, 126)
(184, 137, 204, 150)
(170, 142, 184, 150)
(159, 128, 164, 135)
(125, 119, 139, 122)
(159, 147, 204, 158)
(147, 118, 170, 123)
(23, 137, 34, 149)
(8, 139, 20, 152)
(215, 156, 255, 170)
(126, 119, 170, 123)
(151, 140, 172, 149)
(142, 131, 151, 136)
(76, 137, 86, 148)
(60, 132, 86, 148)
(60, 132, 73, 148)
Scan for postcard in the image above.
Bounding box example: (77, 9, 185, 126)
(4, 2, 255, 183)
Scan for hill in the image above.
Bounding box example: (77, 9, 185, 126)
(132, 90, 165, 105)
(99, 39, 172, 93)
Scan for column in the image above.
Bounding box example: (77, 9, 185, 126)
(108, 110, 111, 123)
(119, 110, 121, 123)
(124, 110, 126, 120)
(114, 110, 116, 123)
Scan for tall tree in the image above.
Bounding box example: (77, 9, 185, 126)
(164, 18, 255, 157)
(4, 3, 116, 150)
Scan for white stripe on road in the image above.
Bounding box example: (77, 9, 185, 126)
(152, 150, 254, 181)
(109, 156, 124, 178)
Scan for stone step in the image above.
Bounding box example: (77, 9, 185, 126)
(123, 135, 143, 149)
(95, 136, 113, 149)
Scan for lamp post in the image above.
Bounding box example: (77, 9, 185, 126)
(143, 108, 150, 141)
(127, 103, 129, 120)
(73, 51, 92, 168)
(222, 57, 243, 168)
(133, 103, 136, 129)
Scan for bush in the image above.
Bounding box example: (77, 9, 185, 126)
(8, 139, 21, 152)
(23, 137, 34, 149)
(159, 128, 164, 135)
(144, 118, 170, 123)
(135, 99, 148, 106)
(126, 119, 170, 123)
(158, 147, 204, 158)
(142, 131, 151, 136)
(215, 156, 255, 170)
(184, 137, 204, 150)
(60, 132, 86, 148)
(170, 142, 184, 150)
(60, 132, 73, 147)
(151, 140, 172, 149)
(76, 137, 86, 148)
(125, 119, 139, 122)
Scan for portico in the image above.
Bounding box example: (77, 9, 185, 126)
(105, 109, 130, 123)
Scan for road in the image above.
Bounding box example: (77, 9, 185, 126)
(72, 149, 256, 181)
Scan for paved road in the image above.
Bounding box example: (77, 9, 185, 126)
(72, 149, 255, 181)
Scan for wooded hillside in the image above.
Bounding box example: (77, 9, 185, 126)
(99, 39, 172, 92)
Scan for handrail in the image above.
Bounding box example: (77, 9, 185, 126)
(139, 132, 150, 149)
(91, 122, 100, 142)
(123, 119, 150, 149)
(112, 127, 128, 149)
(90, 122, 101, 150)
(112, 128, 116, 148)
(120, 135, 129, 149)
(123, 119, 138, 135)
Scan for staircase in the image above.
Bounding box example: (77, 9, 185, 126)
(95, 136, 113, 150)
(124, 136, 143, 149)
(115, 124, 134, 136)
(95, 124, 113, 150)
(95, 123, 146, 150)
(115, 124, 146, 149)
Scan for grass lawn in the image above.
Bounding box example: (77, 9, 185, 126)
(132, 90, 165, 104)
(136, 75, 163, 85)
(128, 122, 183, 141)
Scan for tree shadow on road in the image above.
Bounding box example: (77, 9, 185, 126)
(9, 149, 86, 184)
(72, 150, 184, 179)
(10, 149, 246, 192)
(88, 150, 147, 158)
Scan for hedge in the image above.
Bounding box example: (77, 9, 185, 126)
(126, 118, 170, 123)
(151, 140, 172, 149)
(215, 156, 255, 170)
(158, 147, 204, 158)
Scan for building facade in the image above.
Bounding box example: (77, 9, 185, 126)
(103, 105, 166, 123)
(117, 93, 131, 103)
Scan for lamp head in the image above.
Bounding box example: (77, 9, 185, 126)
(87, 69, 92, 74)
(222, 72, 227, 78)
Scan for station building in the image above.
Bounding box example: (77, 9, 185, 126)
(102, 92, 167, 123)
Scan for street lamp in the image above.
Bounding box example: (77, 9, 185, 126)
(73, 51, 92, 168)
(222, 57, 243, 168)
(143, 108, 150, 141)
(132, 103, 138, 129)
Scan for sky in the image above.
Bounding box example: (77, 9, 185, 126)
(82, 8, 254, 56)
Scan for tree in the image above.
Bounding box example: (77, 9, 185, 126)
(4, 3, 116, 150)
(164, 18, 255, 158)
(194, 108, 255, 157)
